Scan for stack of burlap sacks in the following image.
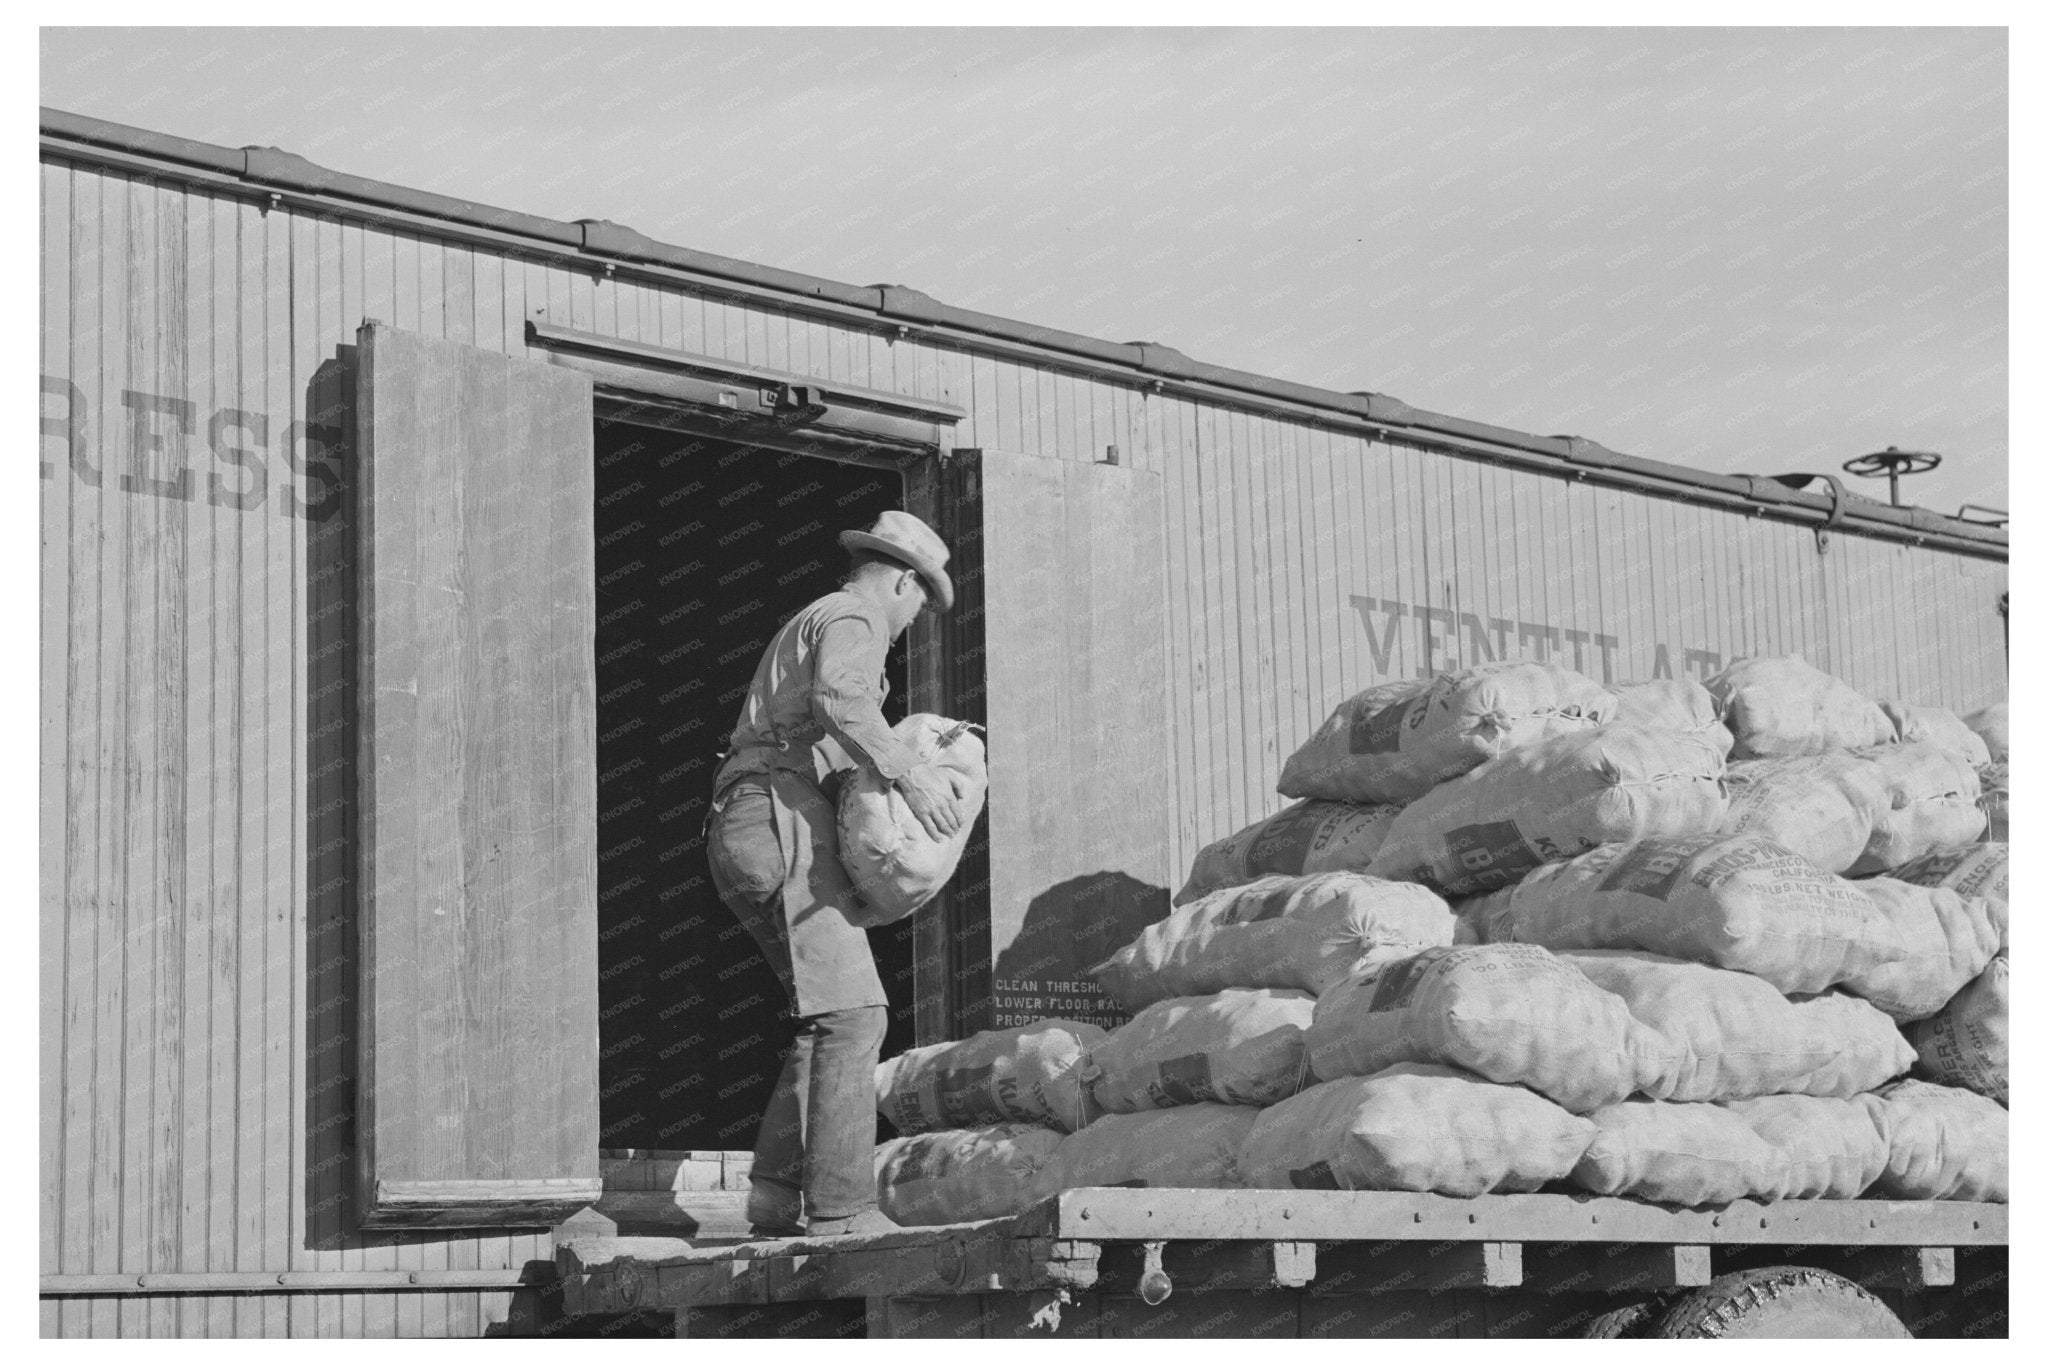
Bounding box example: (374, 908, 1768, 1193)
(871, 657, 2008, 1223)
(869, 871, 1463, 1223)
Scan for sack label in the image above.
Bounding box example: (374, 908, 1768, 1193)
(933, 1064, 1016, 1125)
(1906, 848, 1972, 882)
(1902, 847, 2006, 899)
(1248, 805, 1328, 876)
(1350, 697, 1415, 755)
(1151, 1052, 1218, 1106)
(1597, 837, 1717, 901)
(1223, 884, 1296, 926)
(1445, 819, 1542, 890)
(1367, 945, 1458, 1012)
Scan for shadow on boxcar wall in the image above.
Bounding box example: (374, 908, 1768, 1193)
(302, 348, 362, 1254)
(996, 870, 1168, 1025)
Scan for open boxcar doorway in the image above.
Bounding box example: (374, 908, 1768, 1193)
(591, 409, 917, 1152)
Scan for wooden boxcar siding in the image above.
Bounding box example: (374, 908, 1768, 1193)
(41, 153, 2005, 1333)
(1153, 414, 2008, 864)
(37, 154, 1171, 1336)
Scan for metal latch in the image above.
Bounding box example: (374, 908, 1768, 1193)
(762, 382, 828, 430)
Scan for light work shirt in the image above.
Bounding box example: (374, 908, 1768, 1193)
(711, 589, 923, 799)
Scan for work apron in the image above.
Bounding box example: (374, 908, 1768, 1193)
(710, 748, 888, 1018)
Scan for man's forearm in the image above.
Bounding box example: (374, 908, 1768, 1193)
(812, 617, 924, 779)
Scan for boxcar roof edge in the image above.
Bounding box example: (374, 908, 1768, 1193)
(39, 104, 2006, 561)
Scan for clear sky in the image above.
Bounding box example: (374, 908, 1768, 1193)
(40, 25, 2009, 515)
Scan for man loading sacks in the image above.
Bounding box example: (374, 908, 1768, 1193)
(704, 510, 968, 1237)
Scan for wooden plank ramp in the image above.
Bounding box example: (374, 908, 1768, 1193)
(557, 1214, 1096, 1317)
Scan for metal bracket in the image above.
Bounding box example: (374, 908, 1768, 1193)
(934, 1236, 966, 1290)
(1957, 503, 2010, 527)
(526, 318, 965, 425)
(764, 382, 829, 430)
(1137, 1241, 1172, 1306)
(1813, 471, 1848, 555)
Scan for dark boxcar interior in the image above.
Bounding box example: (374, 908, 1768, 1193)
(592, 411, 917, 1151)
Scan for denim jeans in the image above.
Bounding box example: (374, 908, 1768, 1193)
(749, 1004, 888, 1220)
(707, 776, 887, 1220)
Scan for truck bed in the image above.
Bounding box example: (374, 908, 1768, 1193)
(554, 1187, 2006, 1324)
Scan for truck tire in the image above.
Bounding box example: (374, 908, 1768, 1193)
(1579, 1298, 1672, 1338)
(1647, 1267, 1912, 1339)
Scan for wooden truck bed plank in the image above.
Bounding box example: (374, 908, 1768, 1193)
(1045, 1188, 2007, 1246)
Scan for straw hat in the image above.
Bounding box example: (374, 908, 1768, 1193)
(839, 510, 954, 611)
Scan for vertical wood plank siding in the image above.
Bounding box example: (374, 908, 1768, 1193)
(41, 153, 2006, 1335)
(1151, 417, 2006, 875)
(41, 162, 559, 1338)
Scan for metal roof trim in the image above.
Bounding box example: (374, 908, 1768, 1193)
(40, 107, 244, 176)
(1556, 435, 1626, 469)
(575, 217, 675, 263)
(1737, 475, 1805, 507)
(38, 105, 2005, 555)
(1126, 341, 1195, 378)
(925, 300, 1136, 366)
(1725, 474, 1959, 535)
(234, 136, 583, 248)
(1355, 393, 1423, 425)
(871, 284, 948, 327)
(240, 145, 351, 197)
(583, 218, 881, 306)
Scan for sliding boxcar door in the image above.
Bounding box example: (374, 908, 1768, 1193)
(955, 447, 1170, 1034)
(355, 321, 600, 1228)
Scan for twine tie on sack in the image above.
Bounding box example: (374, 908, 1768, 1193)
(935, 720, 986, 750)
